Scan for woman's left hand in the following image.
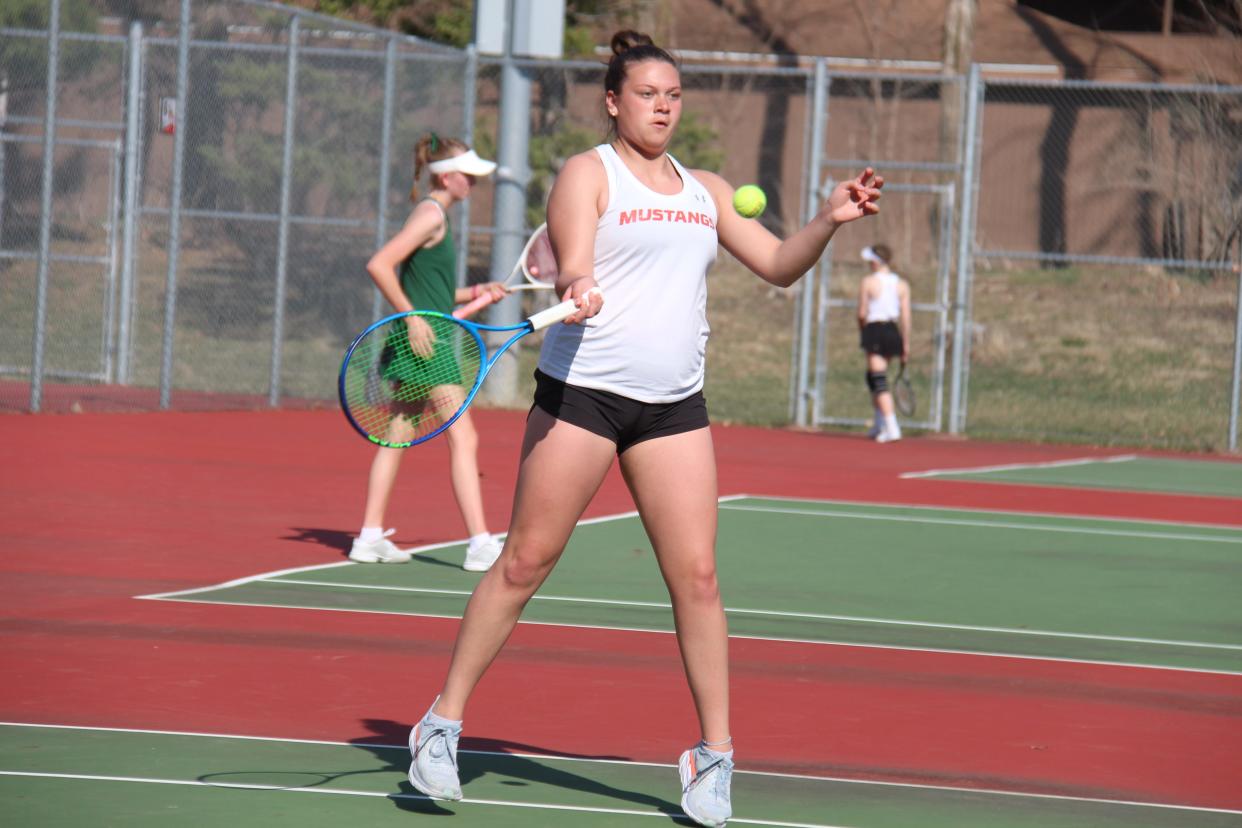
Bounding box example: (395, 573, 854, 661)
(479, 281, 510, 302)
(824, 168, 884, 227)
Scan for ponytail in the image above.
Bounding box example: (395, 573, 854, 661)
(410, 132, 469, 202)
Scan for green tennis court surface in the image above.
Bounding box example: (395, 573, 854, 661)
(144, 498, 1242, 674)
(906, 456, 1242, 498)
(3, 724, 1238, 828)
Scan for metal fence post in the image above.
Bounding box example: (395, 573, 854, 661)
(794, 58, 828, 427)
(269, 14, 300, 407)
(487, 0, 532, 405)
(117, 20, 143, 385)
(456, 44, 478, 292)
(1230, 255, 1242, 452)
(948, 63, 982, 434)
(370, 35, 396, 323)
(158, 0, 192, 409)
(30, 0, 62, 413)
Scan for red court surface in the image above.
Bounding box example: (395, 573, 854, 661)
(2, 407, 1240, 811)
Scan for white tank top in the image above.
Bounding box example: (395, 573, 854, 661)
(864, 271, 902, 323)
(538, 144, 718, 403)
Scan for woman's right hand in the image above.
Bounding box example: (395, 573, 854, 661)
(405, 315, 437, 358)
(561, 278, 603, 325)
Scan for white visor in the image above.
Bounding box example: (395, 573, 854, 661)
(861, 246, 884, 264)
(427, 150, 496, 177)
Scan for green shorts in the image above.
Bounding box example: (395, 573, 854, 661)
(379, 325, 467, 400)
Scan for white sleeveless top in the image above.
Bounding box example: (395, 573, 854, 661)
(538, 144, 718, 403)
(864, 271, 902, 323)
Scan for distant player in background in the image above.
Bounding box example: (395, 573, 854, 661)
(404, 31, 883, 828)
(349, 133, 510, 571)
(857, 243, 910, 443)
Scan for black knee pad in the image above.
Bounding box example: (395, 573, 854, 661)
(866, 371, 888, 393)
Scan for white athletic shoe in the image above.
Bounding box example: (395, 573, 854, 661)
(679, 743, 734, 827)
(348, 529, 411, 564)
(875, 427, 903, 444)
(462, 535, 502, 572)
(408, 709, 463, 801)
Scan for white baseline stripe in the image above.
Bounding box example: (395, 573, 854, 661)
(0, 771, 845, 828)
(900, 454, 1139, 479)
(131, 596, 1242, 676)
(728, 493, 1242, 531)
(134, 507, 655, 603)
(719, 503, 1242, 545)
(267, 578, 1242, 653)
(2, 724, 1240, 818)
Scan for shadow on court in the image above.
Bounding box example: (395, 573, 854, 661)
(352, 718, 683, 817)
(282, 527, 355, 556)
(283, 527, 472, 569)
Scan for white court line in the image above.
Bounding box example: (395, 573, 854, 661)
(729, 493, 1242, 531)
(0, 771, 845, 828)
(4, 723, 1240, 818)
(899, 454, 1139, 480)
(133, 504, 672, 602)
(130, 595, 1242, 676)
(266, 578, 1242, 654)
(719, 502, 1242, 545)
(133, 496, 1242, 674)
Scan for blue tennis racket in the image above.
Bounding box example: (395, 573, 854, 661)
(339, 291, 597, 448)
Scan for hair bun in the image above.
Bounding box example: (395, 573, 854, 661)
(611, 30, 655, 55)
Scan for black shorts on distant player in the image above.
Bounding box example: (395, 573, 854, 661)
(860, 320, 904, 358)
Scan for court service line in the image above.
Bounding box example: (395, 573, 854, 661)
(899, 454, 1139, 479)
(133, 506, 658, 603)
(0, 771, 843, 828)
(4, 724, 1240, 818)
(734, 493, 1242, 531)
(719, 503, 1242, 545)
(132, 595, 1242, 676)
(265, 578, 1242, 653)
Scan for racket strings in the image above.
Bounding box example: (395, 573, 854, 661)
(343, 315, 483, 447)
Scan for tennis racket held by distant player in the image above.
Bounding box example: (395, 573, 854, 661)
(339, 289, 598, 448)
(893, 360, 916, 416)
(455, 223, 559, 318)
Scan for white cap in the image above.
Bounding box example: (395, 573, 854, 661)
(861, 246, 885, 264)
(427, 149, 497, 177)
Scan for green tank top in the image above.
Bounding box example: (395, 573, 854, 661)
(399, 203, 456, 314)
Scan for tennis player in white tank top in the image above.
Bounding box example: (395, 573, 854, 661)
(409, 30, 884, 827)
(539, 143, 716, 402)
(858, 244, 911, 442)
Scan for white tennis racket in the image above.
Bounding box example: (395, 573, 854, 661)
(456, 223, 558, 318)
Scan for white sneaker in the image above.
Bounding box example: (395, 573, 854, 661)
(408, 706, 463, 801)
(679, 743, 733, 827)
(876, 427, 902, 443)
(348, 529, 411, 563)
(462, 535, 502, 572)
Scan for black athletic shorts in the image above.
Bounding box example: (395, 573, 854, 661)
(531, 369, 709, 454)
(860, 321, 904, 358)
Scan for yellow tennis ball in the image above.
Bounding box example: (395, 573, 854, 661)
(733, 184, 767, 218)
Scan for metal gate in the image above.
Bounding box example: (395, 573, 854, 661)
(810, 181, 955, 432)
(0, 132, 123, 386)
(795, 67, 964, 433)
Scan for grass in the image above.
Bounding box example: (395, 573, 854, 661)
(961, 262, 1238, 451)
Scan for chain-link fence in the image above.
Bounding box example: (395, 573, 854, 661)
(961, 76, 1242, 451)
(5, 0, 1241, 451)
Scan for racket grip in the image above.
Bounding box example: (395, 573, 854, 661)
(454, 291, 496, 319)
(528, 287, 602, 331)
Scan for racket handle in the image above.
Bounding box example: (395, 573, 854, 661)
(454, 291, 496, 319)
(528, 288, 602, 331)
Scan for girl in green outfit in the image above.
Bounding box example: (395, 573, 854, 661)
(350, 134, 509, 572)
